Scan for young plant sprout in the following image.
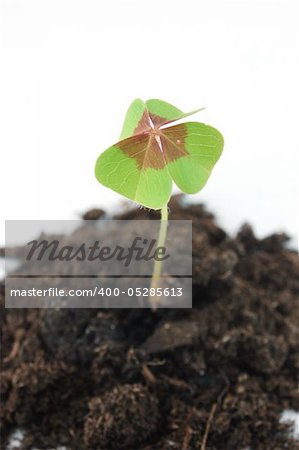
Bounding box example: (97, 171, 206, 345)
(95, 99, 224, 307)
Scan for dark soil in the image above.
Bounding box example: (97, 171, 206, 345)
(1, 196, 299, 449)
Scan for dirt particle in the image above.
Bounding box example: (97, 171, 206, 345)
(141, 320, 199, 354)
(82, 208, 105, 220)
(83, 384, 160, 449)
(238, 334, 288, 374)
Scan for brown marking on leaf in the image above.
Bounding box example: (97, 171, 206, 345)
(148, 113, 168, 128)
(133, 110, 180, 136)
(132, 102, 187, 138)
(133, 110, 153, 135)
(160, 124, 189, 164)
(118, 123, 189, 170)
(118, 133, 166, 170)
(149, 112, 185, 128)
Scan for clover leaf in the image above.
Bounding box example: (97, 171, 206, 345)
(95, 99, 223, 210)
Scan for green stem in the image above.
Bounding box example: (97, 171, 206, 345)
(149, 204, 169, 309)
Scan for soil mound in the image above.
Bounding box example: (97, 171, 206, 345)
(1, 197, 299, 449)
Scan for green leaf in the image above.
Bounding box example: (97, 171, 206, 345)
(95, 99, 224, 210)
(119, 99, 148, 140)
(164, 122, 224, 194)
(95, 138, 172, 209)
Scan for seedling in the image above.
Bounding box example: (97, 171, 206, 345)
(95, 99, 224, 307)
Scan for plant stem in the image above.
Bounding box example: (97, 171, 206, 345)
(149, 203, 169, 309)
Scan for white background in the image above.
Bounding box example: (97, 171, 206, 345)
(1, 0, 299, 245)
